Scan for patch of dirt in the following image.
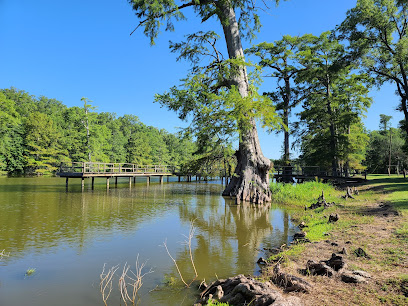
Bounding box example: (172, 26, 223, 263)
(262, 184, 408, 305)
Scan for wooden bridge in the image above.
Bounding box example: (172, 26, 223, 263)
(273, 166, 367, 184)
(57, 162, 178, 190)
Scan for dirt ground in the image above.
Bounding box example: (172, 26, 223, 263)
(267, 183, 408, 305)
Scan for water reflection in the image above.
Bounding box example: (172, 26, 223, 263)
(166, 201, 293, 283)
(0, 177, 295, 306)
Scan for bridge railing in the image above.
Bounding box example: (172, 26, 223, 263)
(274, 166, 321, 176)
(59, 162, 176, 174)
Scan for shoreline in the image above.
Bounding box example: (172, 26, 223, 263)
(201, 175, 408, 305)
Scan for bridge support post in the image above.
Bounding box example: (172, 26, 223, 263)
(129, 177, 132, 188)
(115, 177, 118, 187)
(66, 177, 69, 190)
(167, 176, 169, 182)
(107, 177, 110, 189)
(147, 176, 150, 185)
(81, 178, 85, 191)
(133, 177, 136, 184)
(92, 177, 95, 190)
(178, 176, 181, 182)
(160, 176, 163, 184)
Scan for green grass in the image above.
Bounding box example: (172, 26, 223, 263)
(206, 298, 230, 306)
(365, 174, 408, 213)
(268, 180, 374, 262)
(270, 180, 340, 207)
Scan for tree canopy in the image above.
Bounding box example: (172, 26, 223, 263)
(338, 0, 408, 138)
(0, 88, 197, 176)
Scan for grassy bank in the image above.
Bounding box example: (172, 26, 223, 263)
(269, 180, 373, 259)
(264, 175, 408, 305)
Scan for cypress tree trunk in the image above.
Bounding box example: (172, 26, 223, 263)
(283, 75, 290, 163)
(218, 2, 271, 204)
(326, 76, 337, 177)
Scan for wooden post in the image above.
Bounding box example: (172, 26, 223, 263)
(66, 177, 69, 190)
(178, 176, 181, 182)
(92, 177, 95, 190)
(160, 176, 164, 184)
(129, 177, 132, 188)
(115, 177, 118, 187)
(81, 178, 85, 191)
(133, 176, 136, 184)
(167, 176, 169, 182)
(147, 176, 150, 185)
(107, 177, 110, 189)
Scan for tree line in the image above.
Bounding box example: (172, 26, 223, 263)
(0, 88, 197, 176)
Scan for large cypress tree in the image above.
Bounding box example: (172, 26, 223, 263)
(128, 0, 282, 204)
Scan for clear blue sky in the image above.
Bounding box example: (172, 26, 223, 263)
(0, 0, 403, 159)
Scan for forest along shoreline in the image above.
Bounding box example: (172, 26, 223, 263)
(197, 175, 408, 306)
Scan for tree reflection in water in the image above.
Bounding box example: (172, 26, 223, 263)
(167, 198, 294, 284)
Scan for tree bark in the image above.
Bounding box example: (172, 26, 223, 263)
(217, 2, 271, 204)
(326, 76, 337, 177)
(283, 75, 290, 163)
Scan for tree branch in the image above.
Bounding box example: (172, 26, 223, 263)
(369, 67, 403, 86)
(130, 1, 196, 36)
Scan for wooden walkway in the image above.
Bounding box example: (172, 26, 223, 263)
(57, 162, 176, 189)
(274, 166, 367, 183)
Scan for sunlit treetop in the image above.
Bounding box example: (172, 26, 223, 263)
(129, 0, 281, 44)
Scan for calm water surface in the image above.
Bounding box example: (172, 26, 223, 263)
(0, 177, 296, 305)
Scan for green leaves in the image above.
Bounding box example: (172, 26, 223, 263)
(1, 87, 197, 175)
(338, 0, 408, 93)
(155, 54, 281, 150)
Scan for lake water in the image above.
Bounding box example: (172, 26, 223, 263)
(0, 177, 296, 305)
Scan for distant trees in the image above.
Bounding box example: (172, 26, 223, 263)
(24, 111, 68, 175)
(295, 32, 371, 175)
(0, 92, 22, 174)
(0, 88, 196, 176)
(365, 115, 408, 174)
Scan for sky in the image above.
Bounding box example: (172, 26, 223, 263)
(0, 0, 403, 160)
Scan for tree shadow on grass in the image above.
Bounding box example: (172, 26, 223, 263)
(354, 176, 408, 213)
